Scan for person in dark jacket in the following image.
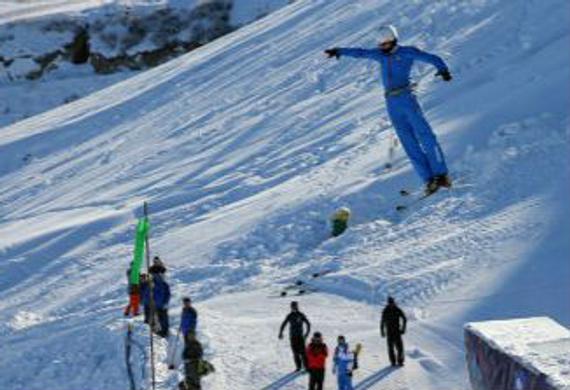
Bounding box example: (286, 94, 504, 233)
(279, 301, 311, 371)
(306, 332, 328, 390)
(181, 331, 203, 390)
(124, 265, 141, 317)
(153, 273, 171, 338)
(380, 296, 407, 366)
(149, 256, 167, 275)
(181, 297, 198, 345)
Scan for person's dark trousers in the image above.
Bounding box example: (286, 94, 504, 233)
(308, 368, 325, 390)
(143, 305, 150, 324)
(290, 336, 308, 370)
(184, 360, 201, 390)
(156, 308, 170, 338)
(387, 332, 404, 365)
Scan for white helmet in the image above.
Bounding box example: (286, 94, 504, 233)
(378, 25, 399, 44)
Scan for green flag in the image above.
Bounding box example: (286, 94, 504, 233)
(129, 217, 149, 285)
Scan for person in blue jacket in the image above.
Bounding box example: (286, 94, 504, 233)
(325, 25, 453, 195)
(180, 297, 198, 345)
(333, 335, 355, 390)
(152, 273, 171, 338)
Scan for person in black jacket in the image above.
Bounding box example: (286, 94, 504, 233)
(149, 256, 167, 275)
(278, 301, 311, 371)
(180, 331, 203, 390)
(380, 296, 407, 367)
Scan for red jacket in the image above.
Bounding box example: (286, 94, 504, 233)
(306, 342, 328, 369)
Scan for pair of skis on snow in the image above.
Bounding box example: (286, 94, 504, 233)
(395, 188, 436, 212)
(395, 178, 469, 212)
(270, 269, 333, 298)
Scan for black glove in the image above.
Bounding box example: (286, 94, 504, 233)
(325, 48, 340, 59)
(436, 70, 452, 81)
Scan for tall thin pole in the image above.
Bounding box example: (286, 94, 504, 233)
(144, 202, 156, 390)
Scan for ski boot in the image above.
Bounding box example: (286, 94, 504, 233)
(435, 174, 452, 189)
(424, 178, 440, 196)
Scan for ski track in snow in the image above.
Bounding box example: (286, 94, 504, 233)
(0, 0, 569, 389)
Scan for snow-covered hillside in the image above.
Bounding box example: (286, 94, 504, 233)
(1, 0, 569, 389)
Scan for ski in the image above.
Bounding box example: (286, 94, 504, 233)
(282, 269, 333, 289)
(269, 269, 333, 298)
(395, 191, 437, 212)
(268, 287, 319, 299)
(396, 177, 470, 212)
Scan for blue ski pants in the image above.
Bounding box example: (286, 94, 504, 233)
(386, 93, 448, 183)
(337, 372, 353, 390)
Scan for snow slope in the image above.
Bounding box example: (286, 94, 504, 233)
(1, 0, 569, 389)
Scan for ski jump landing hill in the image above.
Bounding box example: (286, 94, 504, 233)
(0, 0, 569, 389)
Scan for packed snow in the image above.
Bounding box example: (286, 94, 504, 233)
(0, 0, 569, 389)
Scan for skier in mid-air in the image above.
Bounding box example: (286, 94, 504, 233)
(325, 25, 453, 195)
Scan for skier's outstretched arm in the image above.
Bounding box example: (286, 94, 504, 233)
(409, 47, 452, 80)
(325, 47, 377, 60)
(409, 47, 448, 71)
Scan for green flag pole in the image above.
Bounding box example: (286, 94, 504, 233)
(143, 202, 156, 390)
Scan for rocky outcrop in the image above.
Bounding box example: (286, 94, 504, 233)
(0, 0, 240, 80)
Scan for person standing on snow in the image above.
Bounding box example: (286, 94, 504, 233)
(152, 272, 171, 338)
(325, 25, 453, 195)
(124, 263, 141, 317)
(306, 332, 328, 390)
(180, 331, 203, 390)
(180, 297, 198, 345)
(333, 335, 355, 390)
(279, 301, 312, 371)
(380, 296, 407, 367)
(149, 255, 167, 275)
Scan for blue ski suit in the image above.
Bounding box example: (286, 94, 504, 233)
(181, 306, 198, 337)
(333, 344, 355, 390)
(338, 46, 449, 183)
